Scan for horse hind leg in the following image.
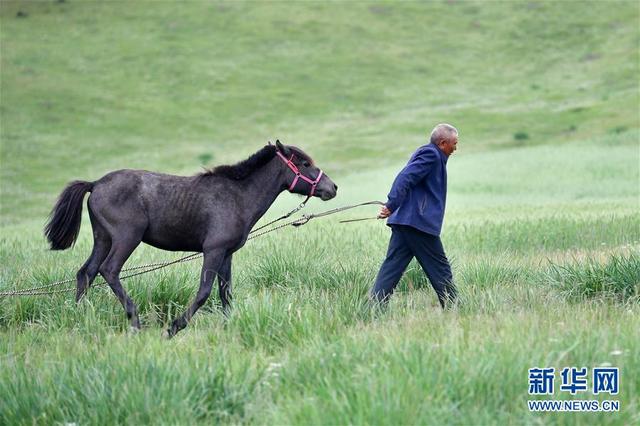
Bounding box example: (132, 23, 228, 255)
(99, 231, 145, 330)
(75, 209, 111, 302)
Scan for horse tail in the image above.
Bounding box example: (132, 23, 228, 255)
(44, 180, 94, 250)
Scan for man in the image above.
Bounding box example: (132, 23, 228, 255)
(371, 123, 458, 308)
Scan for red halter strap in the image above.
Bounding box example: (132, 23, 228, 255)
(276, 151, 324, 197)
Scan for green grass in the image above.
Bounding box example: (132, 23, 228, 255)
(1, 1, 639, 425)
(548, 253, 640, 302)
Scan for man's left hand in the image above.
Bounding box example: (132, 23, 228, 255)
(378, 205, 392, 219)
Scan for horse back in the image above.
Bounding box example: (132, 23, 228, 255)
(89, 169, 241, 252)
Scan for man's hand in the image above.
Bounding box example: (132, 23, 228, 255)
(378, 205, 392, 219)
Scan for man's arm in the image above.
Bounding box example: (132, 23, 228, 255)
(385, 147, 437, 213)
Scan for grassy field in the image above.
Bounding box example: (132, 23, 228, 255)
(1, 1, 639, 425)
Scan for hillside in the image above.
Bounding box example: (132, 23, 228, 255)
(1, 0, 638, 225)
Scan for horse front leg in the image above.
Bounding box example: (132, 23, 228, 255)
(167, 248, 226, 338)
(218, 254, 233, 316)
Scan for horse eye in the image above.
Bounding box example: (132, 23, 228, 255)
(303, 161, 310, 167)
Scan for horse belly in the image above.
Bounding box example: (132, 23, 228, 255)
(142, 225, 204, 252)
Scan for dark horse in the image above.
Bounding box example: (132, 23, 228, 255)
(44, 141, 337, 337)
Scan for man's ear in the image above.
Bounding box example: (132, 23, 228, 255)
(275, 139, 290, 156)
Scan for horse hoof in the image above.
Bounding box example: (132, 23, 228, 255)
(162, 329, 172, 340)
(129, 326, 140, 335)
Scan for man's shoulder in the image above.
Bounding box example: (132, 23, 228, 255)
(418, 143, 447, 161)
(417, 142, 437, 151)
(413, 143, 439, 159)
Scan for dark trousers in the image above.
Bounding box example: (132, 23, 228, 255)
(371, 225, 456, 308)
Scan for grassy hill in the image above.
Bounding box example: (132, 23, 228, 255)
(1, 0, 638, 224)
(1, 1, 639, 425)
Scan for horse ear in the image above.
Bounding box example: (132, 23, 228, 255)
(275, 139, 290, 156)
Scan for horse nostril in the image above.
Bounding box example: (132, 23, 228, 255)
(334, 184, 338, 191)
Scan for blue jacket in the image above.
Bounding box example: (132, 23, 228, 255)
(386, 143, 448, 236)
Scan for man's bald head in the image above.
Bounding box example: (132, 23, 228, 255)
(430, 123, 458, 145)
(430, 123, 459, 157)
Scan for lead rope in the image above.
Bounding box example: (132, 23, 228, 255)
(248, 196, 310, 234)
(0, 200, 384, 297)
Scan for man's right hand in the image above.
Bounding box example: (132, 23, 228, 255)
(378, 205, 392, 219)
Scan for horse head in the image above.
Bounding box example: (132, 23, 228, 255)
(274, 140, 337, 201)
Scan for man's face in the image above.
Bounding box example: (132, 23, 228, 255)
(439, 134, 458, 157)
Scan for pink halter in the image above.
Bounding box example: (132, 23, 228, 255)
(276, 151, 324, 197)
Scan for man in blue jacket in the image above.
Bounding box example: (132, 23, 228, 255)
(371, 123, 458, 308)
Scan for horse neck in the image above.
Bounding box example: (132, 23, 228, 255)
(239, 157, 288, 230)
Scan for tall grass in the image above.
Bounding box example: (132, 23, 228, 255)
(1, 293, 637, 425)
(1, 203, 638, 423)
(548, 253, 640, 302)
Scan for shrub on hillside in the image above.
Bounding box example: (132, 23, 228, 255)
(513, 131, 529, 141)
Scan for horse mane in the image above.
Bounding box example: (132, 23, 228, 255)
(198, 144, 315, 180)
(199, 145, 277, 180)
